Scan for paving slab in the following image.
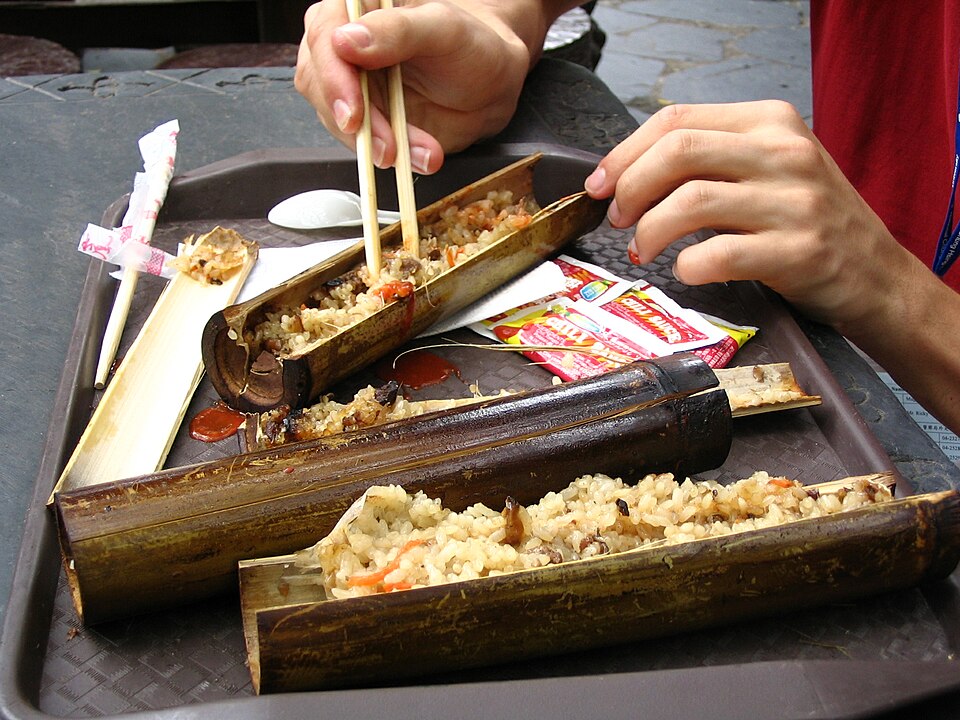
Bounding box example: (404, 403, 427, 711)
(593, 0, 811, 121)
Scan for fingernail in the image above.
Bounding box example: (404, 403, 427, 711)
(671, 262, 685, 283)
(333, 99, 352, 132)
(584, 166, 605, 194)
(338, 22, 372, 49)
(372, 137, 387, 168)
(410, 146, 431, 174)
(628, 243, 641, 265)
(607, 198, 622, 226)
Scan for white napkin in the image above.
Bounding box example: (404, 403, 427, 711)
(237, 238, 360, 303)
(418, 262, 566, 337)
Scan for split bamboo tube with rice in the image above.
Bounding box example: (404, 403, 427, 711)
(54, 355, 732, 624)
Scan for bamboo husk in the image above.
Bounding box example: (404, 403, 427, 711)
(239, 476, 960, 694)
(201, 153, 608, 412)
(715, 362, 821, 417)
(54, 354, 731, 624)
(52, 227, 258, 501)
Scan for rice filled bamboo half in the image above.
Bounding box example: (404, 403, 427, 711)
(239, 474, 960, 694)
(55, 354, 731, 624)
(201, 153, 608, 412)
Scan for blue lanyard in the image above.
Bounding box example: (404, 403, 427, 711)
(933, 55, 960, 277)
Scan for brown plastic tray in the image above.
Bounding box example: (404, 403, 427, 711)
(4, 145, 960, 719)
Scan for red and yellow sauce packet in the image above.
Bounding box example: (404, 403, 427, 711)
(475, 257, 757, 379)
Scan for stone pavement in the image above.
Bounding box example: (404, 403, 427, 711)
(590, 0, 811, 124)
(75, 0, 813, 127)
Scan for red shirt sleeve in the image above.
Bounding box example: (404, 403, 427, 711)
(810, 0, 960, 290)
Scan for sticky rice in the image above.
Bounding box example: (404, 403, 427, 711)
(296, 472, 893, 599)
(246, 191, 537, 357)
(256, 383, 509, 446)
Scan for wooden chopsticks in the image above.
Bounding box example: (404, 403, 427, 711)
(346, 0, 420, 280)
(381, 0, 419, 256)
(345, 0, 381, 279)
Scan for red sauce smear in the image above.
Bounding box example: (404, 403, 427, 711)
(400, 289, 416, 331)
(376, 350, 461, 390)
(189, 402, 246, 442)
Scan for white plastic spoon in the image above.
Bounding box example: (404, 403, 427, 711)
(267, 189, 402, 229)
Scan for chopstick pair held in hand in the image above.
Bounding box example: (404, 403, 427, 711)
(345, 0, 419, 281)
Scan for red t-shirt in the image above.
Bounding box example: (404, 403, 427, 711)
(810, 0, 960, 291)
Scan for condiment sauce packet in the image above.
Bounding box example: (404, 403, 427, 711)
(492, 298, 660, 381)
(475, 256, 756, 376)
(470, 254, 633, 338)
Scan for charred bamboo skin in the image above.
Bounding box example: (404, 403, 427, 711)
(55, 355, 730, 624)
(202, 154, 609, 412)
(247, 490, 960, 694)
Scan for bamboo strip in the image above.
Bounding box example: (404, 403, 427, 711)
(241, 479, 960, 693)
(52, 228, 257, 502)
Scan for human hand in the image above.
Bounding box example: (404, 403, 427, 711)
(295, 1, 538, 174)
(583, 100, 917, 330)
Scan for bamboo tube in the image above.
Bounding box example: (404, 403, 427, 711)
(54, 354, 731, 624)
(201, 153, 608, 412)
(52, 227, 257, 502)
(240, 481, 960, 693)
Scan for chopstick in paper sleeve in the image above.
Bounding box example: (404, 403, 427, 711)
(93, 119, 179, 389)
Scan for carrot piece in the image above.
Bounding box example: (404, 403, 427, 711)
(372, 281, 414, 303)
(768, 477, 794, 489)
(347, 539, 424, 587)
(382, 581, 413, 592)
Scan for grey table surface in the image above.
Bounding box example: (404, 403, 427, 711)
(1, 60, 958, 719)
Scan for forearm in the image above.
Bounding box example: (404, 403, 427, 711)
(838, 249, 960, 436)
